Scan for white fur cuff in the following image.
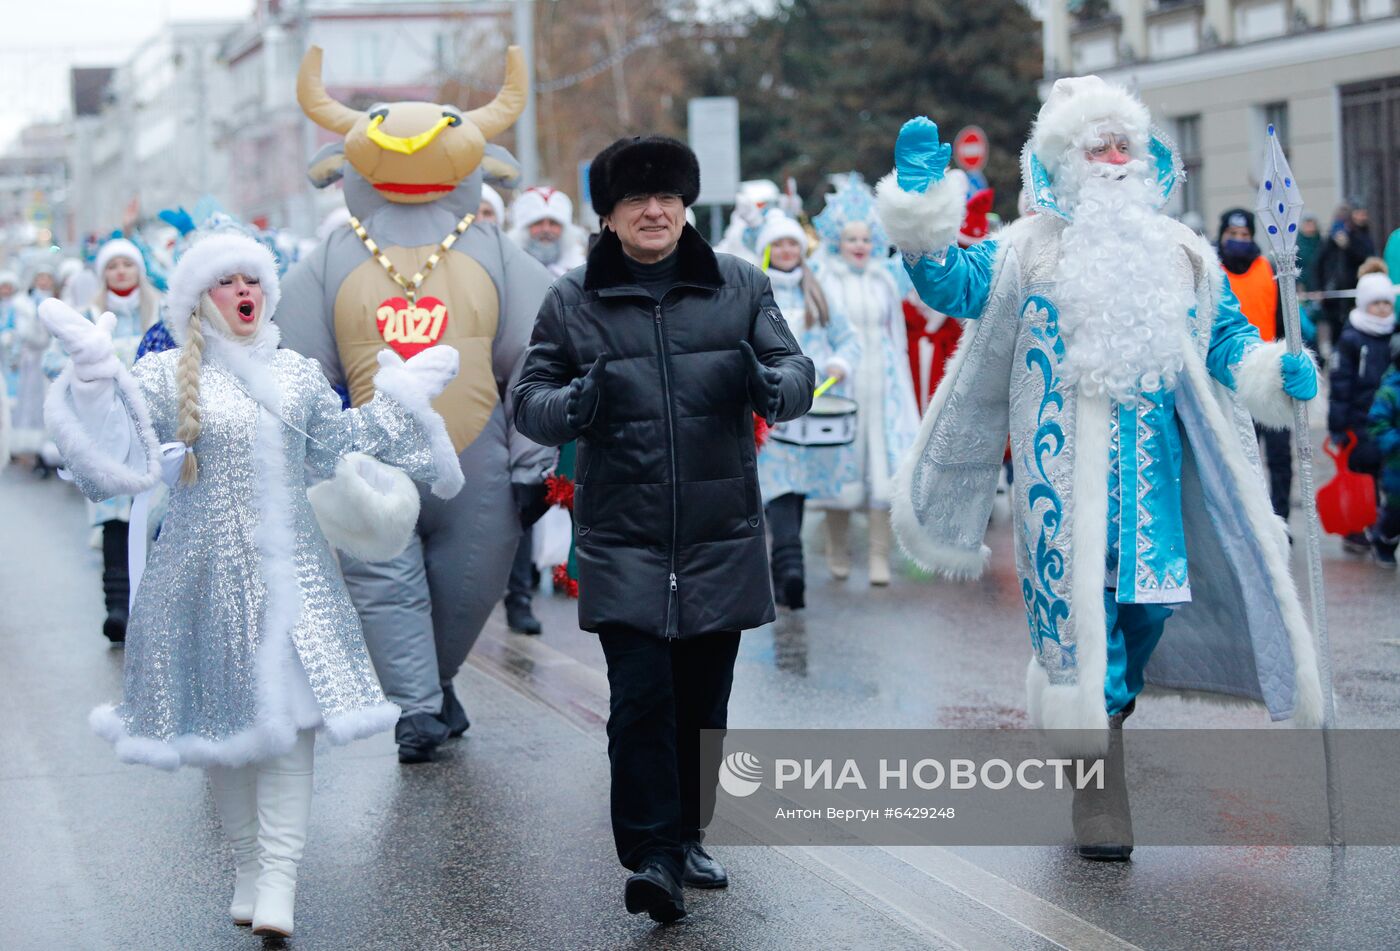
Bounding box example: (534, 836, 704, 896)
(373, 361, 465, 499)
(1236, 341, 1299, 431)
(875, 172, 965, 257)
(44, 364, 160, 497)
(308, 453, 421, 562)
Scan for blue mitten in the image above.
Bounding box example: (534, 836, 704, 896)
(1280, 351, 1318, 401)
(895, 117, 952, 194)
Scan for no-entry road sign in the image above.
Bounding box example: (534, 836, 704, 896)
(953, 126, 989, 173)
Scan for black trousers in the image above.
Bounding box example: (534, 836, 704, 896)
(765, 492, 805, 583)
(505, 531, 534, 609)
(597, 626, 741, 877)
(101, 520, 130, 615)
(1256, 424, 1293, 521)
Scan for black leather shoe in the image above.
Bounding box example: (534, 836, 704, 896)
(624, 861, 686, 923)
(682, 841, 728, 888)
(506, 601, 543, 635)
(440, 683, 470, 737)
(395, 712, 449, 765)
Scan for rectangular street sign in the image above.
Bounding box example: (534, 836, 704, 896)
(687, 97, 740, 206)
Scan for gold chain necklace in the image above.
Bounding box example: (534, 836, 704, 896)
(348, 211, 476, 305)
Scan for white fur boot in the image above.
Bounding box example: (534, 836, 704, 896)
(825, 510, 852, 580)
(252, 730, 315, 938)
(207, 765, 260, 925)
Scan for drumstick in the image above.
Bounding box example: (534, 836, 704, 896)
(813, 376, 838, 398)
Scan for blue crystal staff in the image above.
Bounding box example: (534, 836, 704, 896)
(1255, 123, 1343, 849)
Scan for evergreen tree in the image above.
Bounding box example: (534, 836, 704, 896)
(679, 0, 1043, 220)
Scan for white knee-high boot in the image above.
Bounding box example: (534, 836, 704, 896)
(207, 765, 260, 925)
(824, 510, 852, 580)
(252, 729, 315, 938)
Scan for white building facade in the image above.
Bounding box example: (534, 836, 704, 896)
(69, 21, 238, 240)
(1043, 0, 1400, 237)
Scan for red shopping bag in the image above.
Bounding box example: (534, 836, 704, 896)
(1316, 432, 1377, 536)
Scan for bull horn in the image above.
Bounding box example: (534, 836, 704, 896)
(297, 46, 362, 135)
(463, 46, 527, 141)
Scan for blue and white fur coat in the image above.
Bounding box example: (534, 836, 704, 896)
(877, 117, 1322, 734)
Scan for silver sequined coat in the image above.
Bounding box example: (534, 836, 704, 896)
(46, 326, 459, 769)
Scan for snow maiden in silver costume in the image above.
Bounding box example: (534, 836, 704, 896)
(40, 230, 463, 937)
(876, 78, 1324, 858)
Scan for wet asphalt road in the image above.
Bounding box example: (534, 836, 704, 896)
(3, 436, 1398, 950)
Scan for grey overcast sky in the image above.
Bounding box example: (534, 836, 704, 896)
(0, 1, 255, 147)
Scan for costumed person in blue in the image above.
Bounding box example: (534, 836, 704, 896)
(811, 174, 920, 587)
(756, 212, 860, 609)
(40, 229, 463, 938)
(876, 77, 1325, 859)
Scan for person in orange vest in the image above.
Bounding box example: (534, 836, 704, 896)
(1219, 208, 1293, 523)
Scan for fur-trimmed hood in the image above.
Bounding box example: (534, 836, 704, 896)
(165, 232, 281, 346)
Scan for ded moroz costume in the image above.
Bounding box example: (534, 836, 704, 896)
(876, 77, 1324, 859)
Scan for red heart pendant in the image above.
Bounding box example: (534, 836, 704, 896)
(375, 296, 450, 359)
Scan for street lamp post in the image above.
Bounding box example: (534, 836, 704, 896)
(513, 0, 539, 186)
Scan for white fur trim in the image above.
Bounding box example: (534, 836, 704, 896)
(756, 214, 808, 255)
(1029, 76, 1152, 176)
(1025, 660, 1110, 756)
(509, 186, 574, 231)
(823, 355, 853, 383)
(1180, 351, 1323, 727)
(166, 233, 281, 347)
(875, 172, 965, 257)
(373, 360, 465, 499)
(322, 702, 402, 746)
(1028, 393, 1113, 739)
(44, 364, 161, 497)
(308, 452, 420, 562)
(1236, 340, 1300, 431)
(94, 238, 145, 279)
(891, 238, 1020, 576)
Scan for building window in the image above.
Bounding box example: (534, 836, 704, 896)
(1263, 101, 1289, 149)
(1341, 75, 1400, 244)
(1175, 114, 1203, 218)
(1234, 0, 1288, 41)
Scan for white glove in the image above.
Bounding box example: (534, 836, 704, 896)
(377, 344, 459, 400)
(39, 299, 121, 383)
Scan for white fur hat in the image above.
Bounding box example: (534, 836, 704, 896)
(511, 186, 574, 230)
(165, 232, 280, 346)
(479, 183, 505, 223)
(94, 238, 145, 278)
(1355, 272, 1396, 312)
(1028, 75, 1152, 175)
(756, 213, 807, 255)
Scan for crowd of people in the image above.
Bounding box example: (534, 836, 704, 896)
(4, 55, 1398, 935)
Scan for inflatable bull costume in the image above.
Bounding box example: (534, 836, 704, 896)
(278, 46, 553, 763)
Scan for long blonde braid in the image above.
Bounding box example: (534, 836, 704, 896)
(175, 301, 206, 485)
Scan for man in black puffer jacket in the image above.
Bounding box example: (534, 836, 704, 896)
(513, 136, 814, 923)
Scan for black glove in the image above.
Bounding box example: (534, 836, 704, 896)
(512, 481, 551, 529)
(566, 353, 609, 434)
(739, 340, 782, 426)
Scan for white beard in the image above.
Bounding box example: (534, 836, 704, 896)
(1052, 160, 1193, 404)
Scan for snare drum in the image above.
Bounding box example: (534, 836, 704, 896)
(770, 395, 858, 447)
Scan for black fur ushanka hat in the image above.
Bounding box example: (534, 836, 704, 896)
(589, 136, 701, 217)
